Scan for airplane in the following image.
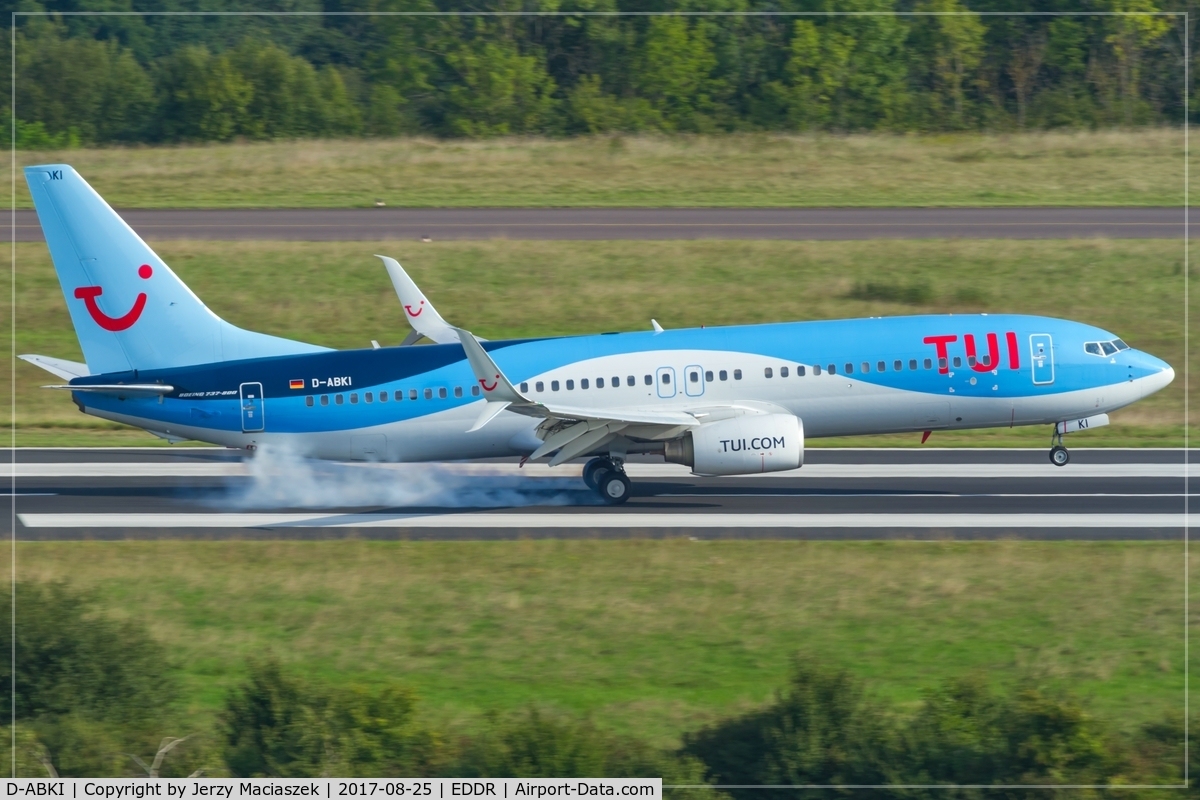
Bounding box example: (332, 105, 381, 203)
(19, 165, 1176, 504)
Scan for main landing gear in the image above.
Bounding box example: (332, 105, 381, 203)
(583, 457, 631, 505)
(1049, 428, 1070, 467)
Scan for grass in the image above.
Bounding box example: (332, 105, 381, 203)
(4, 129, 1184, 209)
(10, 540, 1189, 748)
(6, 237, 1189, 447)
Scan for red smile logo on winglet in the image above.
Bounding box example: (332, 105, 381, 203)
(405, 300, 425, 318)
(74, 264, 152, 332)
(479, 375, 499, 392)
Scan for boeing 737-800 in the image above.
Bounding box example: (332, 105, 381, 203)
(19, 165, 1175, 504)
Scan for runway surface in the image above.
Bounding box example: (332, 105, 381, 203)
(8, 207, 1193, 242)
(5, 447, 1193, 540)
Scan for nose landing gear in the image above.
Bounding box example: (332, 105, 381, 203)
(1049, 428, 1070, 467)
(583, 457, 631, 504)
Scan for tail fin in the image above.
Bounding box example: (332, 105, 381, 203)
(25, 165, 329, 374)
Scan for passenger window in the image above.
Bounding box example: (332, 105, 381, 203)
(597, 377, 605, 388)
(894, 360, 902, 371)
(1114, 339, 1130, 351)
(967, 356, 976, 367)
(566, 379, 574, 390)
(520, 382, 528, 392)
(661, 373, 670, 385)
(953, 356, 962, 368)
(336, 394, 344, 405)
(813, 365, 822, 376)
(552, 380, 560, 391)
(923, 358, 932, 369)
(734, 369, 743, 380)
(582, 378, 589, 389)
(797, 365, 806, 376)
(828, 364, 836, 375)
(536, 381, 545, 392)
(409, 389, 418, 400)
(350, 393, 358, 404)
(690, 371, 699, 383)
(438, 387, 447, 399)
(780, 367, 788, 378)
(644, 375, 653, 385)
(472, 385, 480, 396)
(1101, 341, 1117, 355)
(612, 376, 620, 388)
(909, 359, 917, 370)
(938, 357, 947, 370)
(321, 395, 329, 405)
(764, 367, 773, 379)
(845, 363, 853, 374)
(627, 376, 635, 386)
(705, 370, 714, 381)
(719, 370, 728, 381)
(454, 386, 463, 398)
(365, 392, 373, 403)
(306, 396, 314, 407)
(861, 362, 869, 373)
(424, 388, 433, 400)
(381, 391, 389, 402)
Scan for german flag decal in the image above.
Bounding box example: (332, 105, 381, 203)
(289, 379, 305, 390)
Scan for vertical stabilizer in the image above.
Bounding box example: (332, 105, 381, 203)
(25, 165, 329, 374)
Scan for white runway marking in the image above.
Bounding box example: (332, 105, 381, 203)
(7, 462, 1191, 479)
(15, 512, 1193, 529)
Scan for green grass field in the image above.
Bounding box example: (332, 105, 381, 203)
(7, 237, 1189, 446)
(11, 541, 1189, 748)
(5, 129, 1183, 209)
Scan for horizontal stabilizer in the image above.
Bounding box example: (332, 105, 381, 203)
(19, 354, 90, 381)
(44, 383, 174, 397)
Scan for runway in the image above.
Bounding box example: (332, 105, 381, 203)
(8, 207, 1193, 242)
(5, 447, 1193, 540)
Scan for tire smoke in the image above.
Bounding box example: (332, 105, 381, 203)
(224, 445, 597, 509)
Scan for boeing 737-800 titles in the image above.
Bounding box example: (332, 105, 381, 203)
(19, 165, 1175, 504)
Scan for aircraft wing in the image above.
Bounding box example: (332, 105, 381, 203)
(377, 256, 465, 345)
(454, 328, 700, 465)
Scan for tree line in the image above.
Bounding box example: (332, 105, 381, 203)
(3, 580, 1194, 793)
(1, 0, 1192, 147)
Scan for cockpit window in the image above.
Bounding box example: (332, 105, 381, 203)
(1084, 342, 1102, 356)
(1113, 339, 1130, 351)
(1100, 341, 1117, 356)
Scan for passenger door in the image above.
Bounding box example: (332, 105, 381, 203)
(684, 364, 705, 397)
(239, 382, 265, 432)
(1029, 334, 1054, 385)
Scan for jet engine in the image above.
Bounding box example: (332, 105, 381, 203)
(664, 413, 803, 475)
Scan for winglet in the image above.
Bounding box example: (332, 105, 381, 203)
(651, 319, 664, 333)
(376, 255, 459, 344)
(454, 327, 529, 405)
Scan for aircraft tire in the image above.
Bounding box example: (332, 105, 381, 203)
(596, 470, 631, 505)
(1050, 445, 1070, 467)
(582, 457, 610, 490)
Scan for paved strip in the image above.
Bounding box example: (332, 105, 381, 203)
(7, 462, 1188, 479)
(7, 207, 1194, 242)
(14, 512, 1192, 529)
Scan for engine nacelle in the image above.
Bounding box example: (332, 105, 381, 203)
(665, 413, 803, 476)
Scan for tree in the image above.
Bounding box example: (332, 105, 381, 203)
(154, 46, 253, 141)
(442, 34, 558, 137)
(910, 0, 986, 128)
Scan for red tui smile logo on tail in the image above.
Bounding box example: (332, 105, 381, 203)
(405, 299, 425, 318)
(479, 375, 499, 392)
(74, 264, 152, 332)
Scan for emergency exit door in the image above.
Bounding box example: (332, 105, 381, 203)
(1029, 334, 1054, 385)
(240, 382, 265, 432)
